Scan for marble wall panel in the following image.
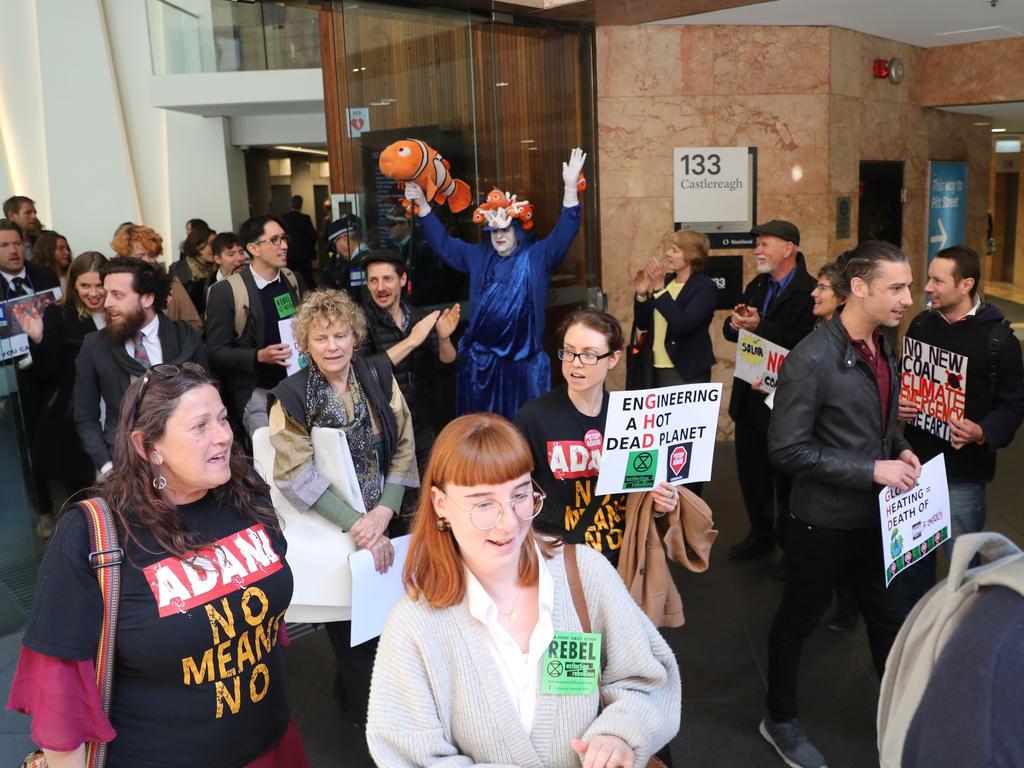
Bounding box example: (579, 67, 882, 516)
(830, 26, 924, 106)
(920, 38, 1024, 107)
(598, 96, 715, 199)
(711, 26, 830, 96)
(597, 26, 700, 99)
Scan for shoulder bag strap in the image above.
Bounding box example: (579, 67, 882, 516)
(563, 544, 592, 634)
(79, 497, 123, 768)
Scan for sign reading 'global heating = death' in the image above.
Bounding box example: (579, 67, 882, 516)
(878, 455, 951, 587)
(595, 383, 722, 495)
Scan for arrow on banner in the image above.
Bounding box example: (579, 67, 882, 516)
(930, 218, 947, 249)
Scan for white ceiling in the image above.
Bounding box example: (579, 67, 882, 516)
(662, 0, 1024, 48)
(941, 101, 1024, 133)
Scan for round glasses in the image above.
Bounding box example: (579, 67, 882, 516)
(557, 349, 614, 366)
(446, 483, 546, 531)
(253, 234, 290, 247)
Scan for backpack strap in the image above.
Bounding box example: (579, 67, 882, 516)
(226, 272, 249, 341)
(78, 497, 122, 768)
(280, 267, 300, 296)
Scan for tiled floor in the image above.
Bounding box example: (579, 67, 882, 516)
(3, 435, 1022, 767)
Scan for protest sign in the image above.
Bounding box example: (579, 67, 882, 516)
(733, 331, 788, 391)
(277, 317, 307, 376)
(595, 383, 721, 495)
(0, 288, 61, 362)
(878, 455, 951, 587)
(899, 337, 967, 442)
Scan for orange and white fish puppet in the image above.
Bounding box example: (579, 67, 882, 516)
(472, 188, 531, 230)
(378, 139, 472, 214)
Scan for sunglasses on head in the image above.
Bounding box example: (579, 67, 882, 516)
(128, 362, 207, 429)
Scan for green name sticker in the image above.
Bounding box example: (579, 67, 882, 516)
(623, 449, 657, 490)
(541, 631, 601, 696)
(274, 293, 295, 319)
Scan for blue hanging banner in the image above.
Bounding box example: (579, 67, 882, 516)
(927, 161, 967, 263)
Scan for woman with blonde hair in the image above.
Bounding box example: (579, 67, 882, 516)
(366, 413, 680, 768)
(268, 288, 417, 730)
(632, 228, 718, 388)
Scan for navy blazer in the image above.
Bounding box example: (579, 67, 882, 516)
(633, 270, 718, 382)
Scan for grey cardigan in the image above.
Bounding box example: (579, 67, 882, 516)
(366, 544, 681, 767)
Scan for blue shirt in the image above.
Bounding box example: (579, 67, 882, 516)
(762, 266, 797, 316)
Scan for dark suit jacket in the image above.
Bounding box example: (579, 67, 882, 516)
(0, 260, 59, 301)
(205, 268, 301, 417)
(634, 270, 718, 381)
(73, 314, 207, 469)
(282, 209, 318, 264)
(723, 253, 817, 427)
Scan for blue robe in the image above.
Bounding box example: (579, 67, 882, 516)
(418, 205, 581, 418)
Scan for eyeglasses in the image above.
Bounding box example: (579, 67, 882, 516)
(813, 283, 834, 293)
(253, 234, 290, 247)
(445, 482, 546, 531)
(128, 362, 207, 428)
(557, 349, 614, 366)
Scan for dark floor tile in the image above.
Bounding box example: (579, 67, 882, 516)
(679, 656, 765, 702)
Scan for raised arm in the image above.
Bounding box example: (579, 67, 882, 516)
(405, 183, 477, 274)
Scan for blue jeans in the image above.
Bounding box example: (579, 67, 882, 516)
(899, 481, 987, 615)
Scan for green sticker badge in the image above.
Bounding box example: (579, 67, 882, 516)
(541, 631, 601, 696)
(275, 293, 296, 319)
(623, 449, 657, 490)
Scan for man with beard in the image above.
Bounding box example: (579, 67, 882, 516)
(3, 197, 42, 261)
(73, 257, 207, 474)
(358, 249, 459, 466)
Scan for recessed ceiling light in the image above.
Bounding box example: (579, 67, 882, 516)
(992, 128, 1007, 133)
(973, 121, 991, 127)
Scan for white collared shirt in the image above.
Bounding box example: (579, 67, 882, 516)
(465, 551, 555, 735)
(249, 264, 281, 290)
(2, 268, 31, 295)
(124, 314, 162, 365)
(935, 297, 982, 325)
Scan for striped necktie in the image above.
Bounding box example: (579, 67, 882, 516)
(132, 331, 151, 367)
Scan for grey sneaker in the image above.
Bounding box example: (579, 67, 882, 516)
(759, 717, 828, 768)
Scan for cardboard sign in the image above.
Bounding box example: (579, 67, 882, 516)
(733, 331, 789, 391)
(595, 383, 721, 495)
(541, 631, 601, 696)
(900, 337, 967, 442)
(878, 455, 951, 587)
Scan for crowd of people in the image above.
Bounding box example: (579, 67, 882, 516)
(1, 162, 1022, 768)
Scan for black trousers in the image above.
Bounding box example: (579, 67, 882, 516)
(734, 418, 776, 542)
(323, 620, 379, 728)
(766, 519, 903, 722)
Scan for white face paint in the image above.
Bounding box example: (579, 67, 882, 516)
(490, 226, 517, 257)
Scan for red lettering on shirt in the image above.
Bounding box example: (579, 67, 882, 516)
(547, 440, 602, 479)
(144, 525, 283, 618)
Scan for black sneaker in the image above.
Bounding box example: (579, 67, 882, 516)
(759, 717, 828, 768)
(729, 534, 774, 560)
(826, 612, 858, 633)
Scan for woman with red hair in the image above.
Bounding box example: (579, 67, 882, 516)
(366, 413, 680, 768)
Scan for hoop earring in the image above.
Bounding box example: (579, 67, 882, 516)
(435, 518, 451, 532)
(153, 474, 167, 491)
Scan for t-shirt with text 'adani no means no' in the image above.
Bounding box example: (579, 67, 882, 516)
(23, 488, 293, 768)
(515, 386, 626, 566)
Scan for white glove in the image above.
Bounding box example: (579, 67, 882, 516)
(404, 182, 431, 218)
(561, 147, 586, 207)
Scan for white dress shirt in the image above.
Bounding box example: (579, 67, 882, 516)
(2, 268, 32, 296)
(249, 264, 282, 290)
(124, 314, 163, 366)
(464, 550, 555, 735)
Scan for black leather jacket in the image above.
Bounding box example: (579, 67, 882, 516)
(768, 314, 912, 529)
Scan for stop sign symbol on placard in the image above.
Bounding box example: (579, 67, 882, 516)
(670, 445, 688, 475)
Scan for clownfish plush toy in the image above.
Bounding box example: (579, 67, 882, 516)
(378, 139, 473, 214)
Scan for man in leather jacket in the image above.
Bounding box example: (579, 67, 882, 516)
(759, 240, 920, 768)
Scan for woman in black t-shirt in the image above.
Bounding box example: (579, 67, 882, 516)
(514, 310, 679, 565)
(9, 363, 306, 767)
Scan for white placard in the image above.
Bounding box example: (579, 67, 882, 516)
(0, 288, 62, 361)
(878, 455, 951, 586)
(734, 331, 789, 391)
(674, 146, 751, 229)
(899, 337, 968, 443)
(347, 107, 370, 138)
(277, 317, 305, 376)
(348, 534, 411, 647)
(595, 383, 722, 495)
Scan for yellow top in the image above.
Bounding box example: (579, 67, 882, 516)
(652, 280, 685, 369)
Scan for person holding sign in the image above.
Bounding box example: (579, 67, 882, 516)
(205, 214, 302, 435)
(367, 413, 680, 768)
(402, 148, 586, 419)
(632, 228, 718, 388)
(268, 289, 418, 730)
(897, 245, 1024, 613)
(723, 219, 817, 560)
(763, 241, 920, 768)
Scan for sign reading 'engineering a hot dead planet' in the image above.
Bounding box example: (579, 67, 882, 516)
(595, 383, 722, 495)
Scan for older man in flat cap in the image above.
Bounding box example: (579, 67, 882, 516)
(724, 220, 817, 561)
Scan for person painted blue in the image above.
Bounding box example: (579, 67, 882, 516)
(403, 147, 586, 419)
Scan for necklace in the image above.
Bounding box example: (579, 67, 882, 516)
(498, 589, 524, 624)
